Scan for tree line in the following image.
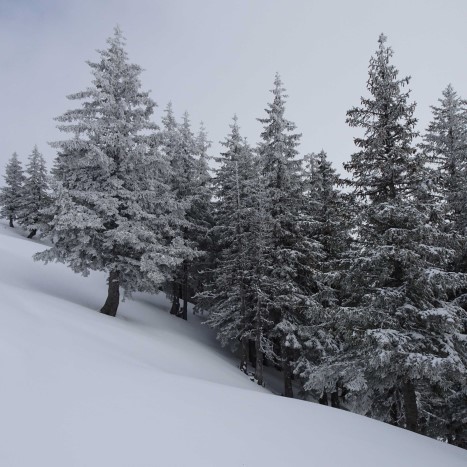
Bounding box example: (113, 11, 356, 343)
(1, 29, 466, 448)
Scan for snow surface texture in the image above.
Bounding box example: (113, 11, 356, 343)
(0, 222, 466, 467)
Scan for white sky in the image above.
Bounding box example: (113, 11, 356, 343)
(1, 0, 467, 175)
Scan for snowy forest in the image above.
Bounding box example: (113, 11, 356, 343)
(1, 28, 466, 449)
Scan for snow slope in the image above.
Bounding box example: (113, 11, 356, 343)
(0, 222, 466, 467)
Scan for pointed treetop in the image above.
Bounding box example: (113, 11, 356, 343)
(378, 33, 387, 46)
(162, 101, 177, 129)
(231, 114, 240, 131)
(110, 25, 125, 46)
(272, 72, 287, 98)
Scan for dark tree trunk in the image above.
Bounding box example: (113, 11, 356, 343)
(9, 215, 14, 228)
(319, 390, 329, 406)
(330, 386, 340, 408)
(282, 345, 294, 398)
(27, 229, 37, 239)
(402, 380, 419, 433)
(248, 339, 256, 366)
(100, 270, 120, 317)
(182, 263, 188, 321)
(239, 337, 249, 374)
(388, 386, 401, 426)
(255, 333, 264, 386)
(170, 281, 180, 315)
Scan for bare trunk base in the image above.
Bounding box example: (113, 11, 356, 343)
(239, 337, 249, 374)
(282, 345, 294, 398)
(282, 362, 294, 398)
(100, 270, 120, 317)
(181, 264, 188, 320)
(402, 380, 419, 433)
(170, 282, 180, 315)
(27, 229, 37, 239)
(255, 334, 264, 386)
(318, 390, 329, 405)
(9, 216, 14, 228)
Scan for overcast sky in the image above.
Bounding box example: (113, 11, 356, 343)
(1, 0, 467, 175)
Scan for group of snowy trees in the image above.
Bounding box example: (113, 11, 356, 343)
(0, 147, 49, 238)
(1, 29, 465, 448)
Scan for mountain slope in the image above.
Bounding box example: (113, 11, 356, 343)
(0, 222, 465, 467)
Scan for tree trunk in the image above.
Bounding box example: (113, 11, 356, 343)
(282, 345, 294, 398)
(170, 281, 180, 315)
(255, 333, 264, 386)
(9, 215, 14, 228)
(330, 386, 340, 408)
(248, 339, 256, 367)
(182, 263, 188, 321)
(318, 390, 329, 406)
(100, 270, 120, 317)
(239, 337, 249, 374)
(402, 380, 418, 433)
(388, 386, 401, 426)
(27, 229, 37, 239)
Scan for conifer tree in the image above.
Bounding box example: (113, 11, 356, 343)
(420, 85, 467, 447)
(421, 84, 467, 233)
(198, 116, 275, 382)
(160, 106, 202, 320)
(35, 28, 188, 317)
(257, 74, 319, 397)
(296, 151, 352, 404)
(189, 123, 214, 301)
(0, 153, 25, 228)
(338, 34, 467, 435)
(18, 146, 50, 238)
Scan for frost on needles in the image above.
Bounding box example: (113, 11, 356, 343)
(34, 27, 192, 317)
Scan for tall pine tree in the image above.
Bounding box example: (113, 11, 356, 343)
(296, 150, 352, 405)
(18, 146, 50, 239)
(199, 116, 273, 379)
(257, 74, 319, 397)
(36, 28, 189, 317)
(340, 34, 467, 435)
(421, 84, 467, 233)
(0, 153, 25, 228)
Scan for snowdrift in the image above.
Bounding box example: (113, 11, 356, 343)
(0, 222, 465, 467)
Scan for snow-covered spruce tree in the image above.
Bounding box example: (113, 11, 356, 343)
(18, 146, 50, 238)
(336, 34, 467, 435)
(420, 85, 467, 232)
(420, 85, 467, 275)
(35, 28, 189, 317)
(295, 150, 353, 405)
(420, 88, 467, 445)
(257, 74, 321, 397)
(188, 123, 215, 302)
(160, 106, 203, 320)
(197, 116, 272, 384)
(302, 150, 351, 278)
(0, 152, 25, 228)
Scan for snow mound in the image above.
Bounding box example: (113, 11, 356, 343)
(0, 222, 465, 467)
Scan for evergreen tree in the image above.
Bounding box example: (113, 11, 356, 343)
(420, 84, 467, 233)
(296, 151, 352, 404)
(257, 74, 319, 397)
(189, 123, 215, 303)
(160, 106, 201, 320)
(35, 28, 189, 317)
(337, 34, 467, 435)
(0, 153, 25, 228)
(18, 146, 50, 238)
(198, 116, 275, 383)
(420, 84, 467, 447)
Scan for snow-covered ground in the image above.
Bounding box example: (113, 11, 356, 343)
(0, 222, 466, 467)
